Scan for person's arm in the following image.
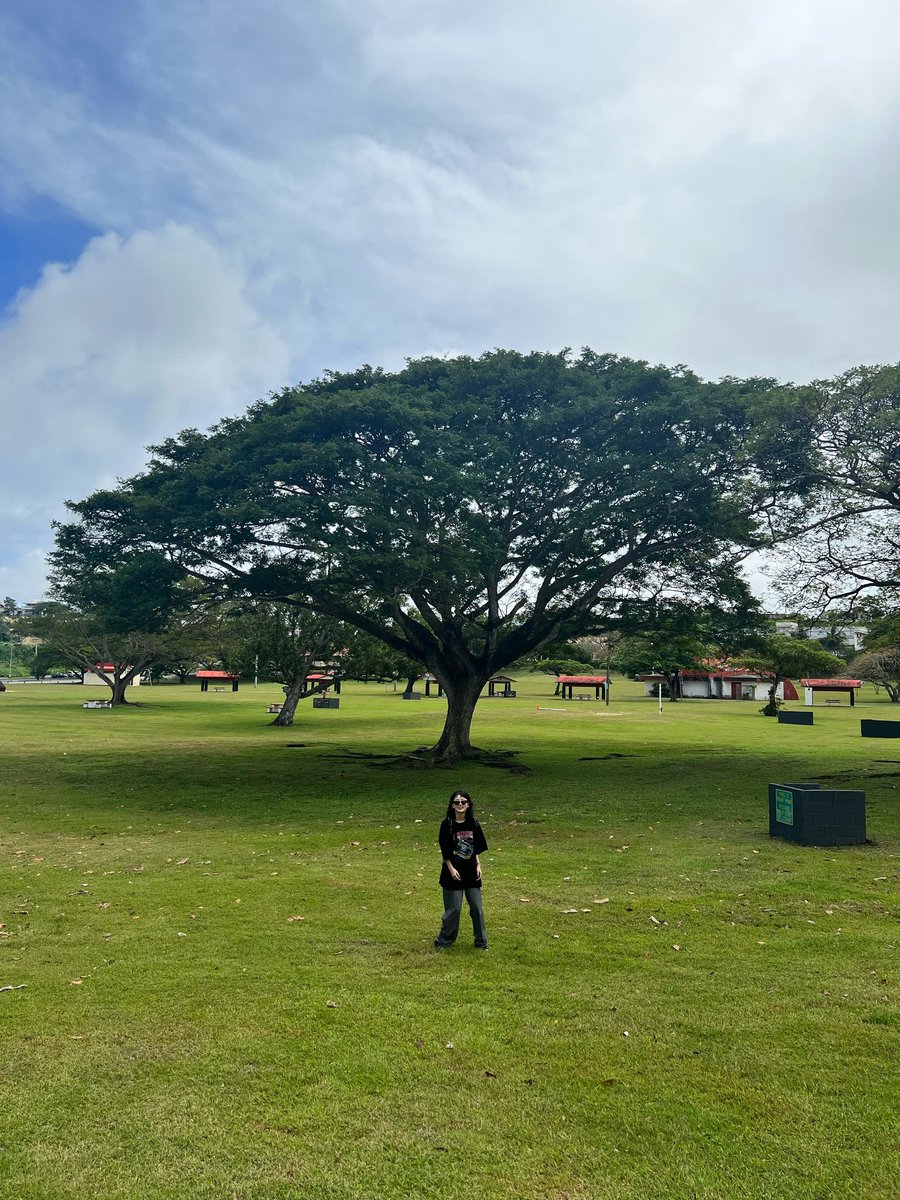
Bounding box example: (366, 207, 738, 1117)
(474, 823, 487, 880)
(439, 822, 461, 881)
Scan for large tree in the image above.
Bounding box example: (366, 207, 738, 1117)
(51, 350, 814, 762)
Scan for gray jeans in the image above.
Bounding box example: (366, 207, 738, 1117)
(436, 887, 488, 948)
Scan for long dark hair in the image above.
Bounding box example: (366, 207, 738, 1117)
(444, 789, 475, 823)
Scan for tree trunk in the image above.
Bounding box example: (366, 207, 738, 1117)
(762, 677, 781, 716)
(426, 673, 485, 763)
(404, 673, 419, 695)
(886, 684, 899, 702)
(272, 679, 304, 726)
(110, 677, 132, 705)
(665, 671, 681, 701)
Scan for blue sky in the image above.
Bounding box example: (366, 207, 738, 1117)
(3, 0, 900, 602)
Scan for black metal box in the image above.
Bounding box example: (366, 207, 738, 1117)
(313, 697, 340, 709)
(860, 719, 900, 739)
(769, 782, 866, 846)
(778, 711, 814, 726)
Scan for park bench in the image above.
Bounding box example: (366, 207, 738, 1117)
(266, 704, 283, 714)
(83, 700, 111, 709)
(825, 699, 841, 706)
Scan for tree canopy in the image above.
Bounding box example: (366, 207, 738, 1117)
(777, 364, 900, 610)
(51, 349, 815, 761)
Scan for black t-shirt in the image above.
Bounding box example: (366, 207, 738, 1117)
(439, 818, 488, 889)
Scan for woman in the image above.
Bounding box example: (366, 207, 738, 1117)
(434, 789, 489, 950)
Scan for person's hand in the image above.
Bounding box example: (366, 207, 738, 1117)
(448, 864, 461, 882)
(476, 861, 482, 881)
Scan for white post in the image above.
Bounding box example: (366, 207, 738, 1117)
(254, 653, 259, 689)
(658, 682, 663, 714)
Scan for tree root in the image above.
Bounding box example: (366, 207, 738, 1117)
(320, 746, 529, 773)
(579, 753, 638, 761)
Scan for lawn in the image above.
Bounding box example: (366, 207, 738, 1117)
(1, 676, 897, 1200)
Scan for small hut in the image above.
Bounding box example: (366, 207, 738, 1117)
(800, 678, 861, 707)
(197, 670, 240, 693)
(419, 674, 445, 697)
(557, 674, 608, 701)
(83, 663, 142, 687)
(305, 672, 341, 695)
(487, 675, 516, 698)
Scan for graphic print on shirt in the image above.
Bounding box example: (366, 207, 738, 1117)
(454, 829, 475, 860)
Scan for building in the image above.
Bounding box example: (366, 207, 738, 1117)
(639, 668, 798, 702)
(774, 621, 867, 653)
(82, 663, 142, 687)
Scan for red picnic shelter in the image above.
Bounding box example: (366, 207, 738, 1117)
(800, 678, 862, 706)
(557, 674, 609, 701)
(197, 670, 240, 693)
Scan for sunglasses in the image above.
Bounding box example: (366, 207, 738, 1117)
(452, 799, 469, 806)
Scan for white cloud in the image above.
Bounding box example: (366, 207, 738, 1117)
(0, 549, 51, 605)
(0, 223, 289, 590)
(4, 1, 900, 384)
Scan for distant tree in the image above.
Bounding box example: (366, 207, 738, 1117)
(228, 603, 345, 726)
(0, 597, 18, 643)
(153, 606, 239, 683)
(37, 553, 188, 705)
(738, 635, 847, 716)
(28, 603, 165, 704)
(340, 631, 422, 693)
(613, 633, 708, 701)
(862, 609, 900, 652)
(849, 649, 900, 702)
(513, 640, 596, 670)
(51, 350, 816, 763)
(612, 586, 768, 701)
(32, 644, 75, 680)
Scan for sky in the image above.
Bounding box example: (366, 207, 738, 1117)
(2, 0, 900, 603)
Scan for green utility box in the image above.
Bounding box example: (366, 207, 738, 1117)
(768, 782, 866, 846)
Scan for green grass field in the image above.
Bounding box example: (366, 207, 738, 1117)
(1, 676, 897, 1200)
